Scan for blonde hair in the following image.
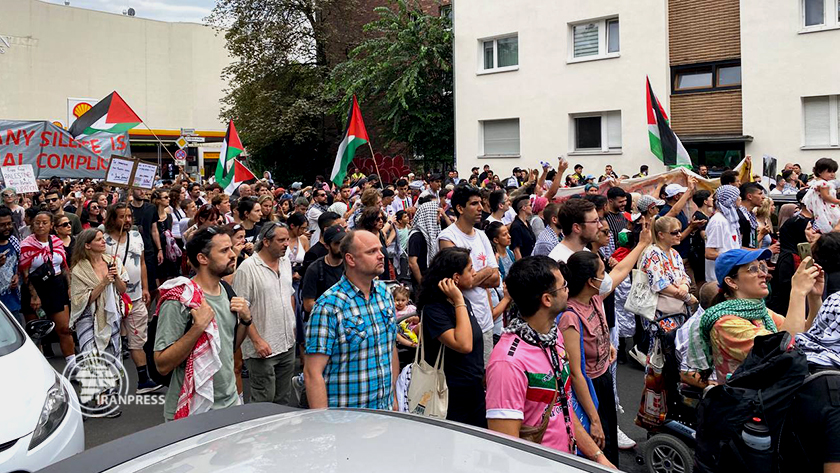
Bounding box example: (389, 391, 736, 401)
(754, 196, 773, 221)
(652, 215, 681, 247)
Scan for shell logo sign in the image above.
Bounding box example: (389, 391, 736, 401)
(73, 102, 92, 118)
(52, 121, 64, 129)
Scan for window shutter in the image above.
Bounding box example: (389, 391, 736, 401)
(804, 96, 830, 146)
(484, 119, 520, 155)
(574, 23, 599, 57)
(607, 111, 622, 149)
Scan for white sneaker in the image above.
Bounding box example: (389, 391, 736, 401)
(617, 427, 637, 450)
(628, 346, 647, 366)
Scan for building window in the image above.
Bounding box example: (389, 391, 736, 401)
(439, 4, 452, 20)
(672, 61, 741, 93)
(803, 95, 840, 147)
(802, 0, 840, 29)
(482, 119, 520, 156)
(569, 17, 619, 61)
(480, 35, 518, 73)
(571, 111, 622, 153)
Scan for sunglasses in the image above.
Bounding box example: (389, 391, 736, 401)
(668, 230, 681, 236)
(745, 263, 769, 275)
(57, 222, 72, 228)
(376, 217, 386, 222)
(46, 197, 59, 203)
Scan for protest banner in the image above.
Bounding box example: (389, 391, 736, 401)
(104, 156, 157, 190)
(0, 164, 39, 193)
(0, 120, 131, 179)
(549, 167, 717, 203)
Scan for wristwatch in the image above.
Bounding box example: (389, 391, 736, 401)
(239, 317, 253, 326)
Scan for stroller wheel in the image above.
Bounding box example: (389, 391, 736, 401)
(644, 433, 693, 473)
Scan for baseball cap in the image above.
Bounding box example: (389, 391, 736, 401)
(291, 182, 302, 190)
(664, 183, 688, 198)
(585, 174, 596, 181)
(636, 195, 665, 213)
(715, 248, 772, 287)
(323, 225, 347, 244)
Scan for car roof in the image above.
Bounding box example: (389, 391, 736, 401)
(42, 405, 608, 473)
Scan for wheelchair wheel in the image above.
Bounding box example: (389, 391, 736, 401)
(644, 433, 693, 473)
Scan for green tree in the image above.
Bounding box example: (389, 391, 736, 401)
(329, 0, 454, 166)
(206, 0, 354, 183)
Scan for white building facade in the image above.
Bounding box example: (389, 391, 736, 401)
(454, 0, 840, 178)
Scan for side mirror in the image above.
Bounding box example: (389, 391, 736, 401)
(25, 319, 55, 342)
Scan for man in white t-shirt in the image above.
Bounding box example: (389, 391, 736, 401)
(389, 179, 414, 216)
(548, 198, 601, 263)
(439, 184, 500, 366)
(704, 212, 742, 282)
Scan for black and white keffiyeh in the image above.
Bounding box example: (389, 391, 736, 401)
(409, 201, 441, 266)
(716, 185, 741, 226)
(796, 292, 840, 369)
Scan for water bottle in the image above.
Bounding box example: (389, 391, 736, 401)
(740, 417, 773, 468)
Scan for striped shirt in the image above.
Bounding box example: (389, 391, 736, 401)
(306, 275, 397, 409)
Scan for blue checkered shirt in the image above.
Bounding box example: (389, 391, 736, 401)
(306, 275, 397, 409)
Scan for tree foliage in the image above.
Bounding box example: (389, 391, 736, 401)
(329, 0, 454, 165)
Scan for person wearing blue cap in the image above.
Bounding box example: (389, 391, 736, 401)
(687, 248, 823, 382)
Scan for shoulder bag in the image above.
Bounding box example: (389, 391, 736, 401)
(406, 309, 449, 418)
(625, 248, 658, 321)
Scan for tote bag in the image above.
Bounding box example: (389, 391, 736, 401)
(625, 256, 658, 321)
(406, 311, 448, 418)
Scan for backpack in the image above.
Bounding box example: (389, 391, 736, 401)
(695, 331, 830, 472)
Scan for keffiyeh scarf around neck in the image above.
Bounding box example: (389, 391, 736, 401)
(796, 292, 840, 369)
(692, 298, 776, 366)
(716, 185, 741, 226)
(410, 201, 441, 266)
(504, 317, 558, 347)
(739, 205, 759, 231)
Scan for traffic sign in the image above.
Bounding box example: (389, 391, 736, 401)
(174, 148, 187, 166)
(185, 136, 205, 143)
(175, 136, 188, 149)
(180, 128, 196, 136)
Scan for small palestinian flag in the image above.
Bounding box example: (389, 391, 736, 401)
(68, 91, 141, 137)
(215, 120, 252, 194)
(331, 95, 370, 186)
(646, 77, 691, 168)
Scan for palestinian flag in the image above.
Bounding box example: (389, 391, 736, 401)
(68, 91, 141, 137)
(646, 77, 691, 168)
(214, 120, 250, 194)
(331, 95, 370, 185)
(224, 160, 257, 195)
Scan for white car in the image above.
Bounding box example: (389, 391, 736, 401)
(40, 405, 610, 473)
(0, 305, 84, 472)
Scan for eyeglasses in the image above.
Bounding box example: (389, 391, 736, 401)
(581, 219, 601, 226)
(547, 280, 569, 295)
(745, 263, 769, 275)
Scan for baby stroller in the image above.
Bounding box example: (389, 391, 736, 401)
(634, 313, 703, 473)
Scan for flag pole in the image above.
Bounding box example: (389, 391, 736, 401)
(367, 142, 383, 185)
(141, 122, 179, 162)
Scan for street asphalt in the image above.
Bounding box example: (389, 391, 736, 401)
(47, 345, 653, 473)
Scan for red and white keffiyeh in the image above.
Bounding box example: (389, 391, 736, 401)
(156, 277, 222, 420)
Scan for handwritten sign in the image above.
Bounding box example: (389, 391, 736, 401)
(133, 162, 158, 190)
(103, 156, 158, 190)
(0, 164, 38, 193)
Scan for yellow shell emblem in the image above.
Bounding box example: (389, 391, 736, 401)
(73, 102, 92, 118)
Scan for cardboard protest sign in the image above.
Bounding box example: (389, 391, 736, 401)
(0, 120, 131, 179)
(104, 156, 158, 190)
(0, 164, 39, 193)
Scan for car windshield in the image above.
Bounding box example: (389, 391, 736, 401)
(0, 305, 24, 357)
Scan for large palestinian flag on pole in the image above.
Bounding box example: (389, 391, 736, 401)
(646, 77, 691, 168)
(331, 95, 370, 185)
(215, 120, 254, 194)
(68, 91, 142, 137)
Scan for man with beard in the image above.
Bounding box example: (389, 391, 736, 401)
(306, 188, 330, 244)
(305, 230, 398, 409)
(0, 207, 21, 324)
(549, 198, 602, 263)
(44, 189, 82, 235)
(154, 226, 252, 421)
(485, 256, 614, 467)
(234, 222, 297, 405)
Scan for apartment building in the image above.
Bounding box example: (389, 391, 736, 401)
(453, 0, 840, 177)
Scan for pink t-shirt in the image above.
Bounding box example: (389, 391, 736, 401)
(558, 295, 611, 378)
(486, 331, 576, 454)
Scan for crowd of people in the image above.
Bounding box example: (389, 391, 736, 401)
(1, 155, 840, 469)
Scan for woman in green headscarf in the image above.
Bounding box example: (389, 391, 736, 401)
(688, 248, 822, 381)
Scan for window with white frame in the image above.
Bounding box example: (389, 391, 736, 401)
(803, 95, 840, 147)
(571, 111, 622, 152)
(480, 35, 518, 72)
(570, 17, 619, 61)
(802, 0, 840, 29)
(481, 119, 520, 156)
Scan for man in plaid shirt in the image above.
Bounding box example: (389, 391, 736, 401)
(304, 230, 399, 409)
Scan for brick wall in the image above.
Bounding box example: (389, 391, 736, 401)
(669, 0, 740, 66)
(670, 89, 743, 136)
